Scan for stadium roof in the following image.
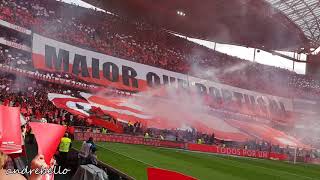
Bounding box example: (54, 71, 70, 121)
(264, 0, 320, 49)
(84, 0, 314, 51)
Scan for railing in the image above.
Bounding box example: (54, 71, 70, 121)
(74, 132, 288, 160)
(0, 64, 97, 90)
(71, 148, 135, 180)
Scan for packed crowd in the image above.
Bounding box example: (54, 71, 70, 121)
(0, 1, 319, 178)
(0, 44, 295, 127)
(0, 65, 319, 168)
(0, 72, 294, 153)
(0, 0, 318, 149)
(0, 27, 31, 46)
(0, 45, 32, 70)
(0, 74, 82, 124)
(0, 74, 109, 178)
(0, 0, 320, 101)
(0, 43, 101, 91)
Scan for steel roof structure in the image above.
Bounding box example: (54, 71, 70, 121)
(85, 0, 320, 50)
(265, 0, 320, 48)
(85, 0, 309, 50)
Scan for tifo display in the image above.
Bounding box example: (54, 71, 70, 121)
(0, 0, 319, 179)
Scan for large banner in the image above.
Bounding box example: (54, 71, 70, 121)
(32, 34, 293, 119)
(187, 143, 288, 161)
(0, 20, 32, 35)
(74, 132, 288, 161)
(0, 37, 31, 52)
(75, 132, 185, 149)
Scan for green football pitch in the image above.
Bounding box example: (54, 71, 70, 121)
(74, 141, 320, 180)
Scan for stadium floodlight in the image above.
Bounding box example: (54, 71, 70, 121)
(177, 10, 186, 17)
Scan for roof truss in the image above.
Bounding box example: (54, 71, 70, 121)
(265, 0, 320, 47)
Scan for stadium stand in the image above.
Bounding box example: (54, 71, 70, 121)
(0, 0, 318, 138)
(0, 0, 318, 155)
(0, 71, 303, 153)
(0, 0, 319, 179)
(0, 0, 319, 102)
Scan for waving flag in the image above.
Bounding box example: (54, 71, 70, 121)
(147, 168, 197, 180)
(48, 93, 123, 133)
(49, 93, 252, 142)
(29, 122, 66, 165)
(80, 93, 252, 142)
(80, 92, 154, 125)
(0, 105, 22, 154)
(48, 93, 92, 118)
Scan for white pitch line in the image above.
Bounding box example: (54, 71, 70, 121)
(96, 144, 157, 168)
(98, 144, 318, 180)
(158, 147, 318, 180)
(215, 154, 316, 180)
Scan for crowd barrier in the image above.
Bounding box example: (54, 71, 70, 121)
(74, 132, 288, 161)
(75, 132, 185, 149)
(0, 64, 97, 90)
(186, 143, 288, 161)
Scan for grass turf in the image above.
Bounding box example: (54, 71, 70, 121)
(74, 141, 320, 180)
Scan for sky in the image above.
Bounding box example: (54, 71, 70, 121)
(185, 37, 307, 74)
(64, 0, 307, 74)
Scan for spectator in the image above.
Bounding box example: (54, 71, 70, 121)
(58, 133, 72, 169)
(87, 148, 98, 166)
(0, 151, 49, 180)
(78, 137, 96, 165)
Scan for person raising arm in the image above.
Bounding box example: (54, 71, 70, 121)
(0, 151, 51, 180)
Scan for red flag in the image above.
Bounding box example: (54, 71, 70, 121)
(29, 122, 66, 165)
(147, 168, 197, 180)
(48, 93, 124, 133)
(80, 92, 153, 124)
(48, 93, 90, 118)
(0, 105, 22, 154)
